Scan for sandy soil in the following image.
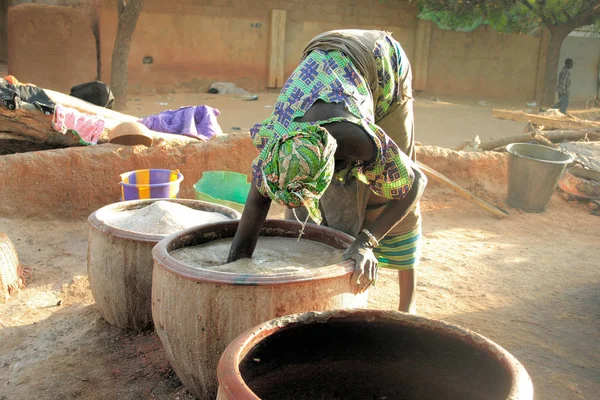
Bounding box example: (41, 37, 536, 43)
(1, 70, 599, 398)
(121, 91, 529, 149)
(120, 89, 599, 150)
(1, 187, 599, 399)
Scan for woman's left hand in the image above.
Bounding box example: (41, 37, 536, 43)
(343, 237, 378, 294)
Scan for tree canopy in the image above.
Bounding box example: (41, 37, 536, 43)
(414, 0, 600, 105)
(416, 0, 600, 34)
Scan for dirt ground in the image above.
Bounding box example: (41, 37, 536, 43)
(122, 91, 529, 149)
(1, 189, 599, 399)
(1, 90, 599, 399)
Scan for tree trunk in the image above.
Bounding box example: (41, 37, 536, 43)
(0, 0, 8, 62)
(538, 26, 573, 109)
(110, 0, 144, 111)
(479, 130, 600, 151)
(91, 0, 102, 80)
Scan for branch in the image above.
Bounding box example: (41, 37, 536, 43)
(573, 1, 600, 29)
(520, 0, 537, 14)
(117, 0, 126, 16)
(520, 0, 553, 26)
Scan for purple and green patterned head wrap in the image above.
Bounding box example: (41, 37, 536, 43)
(252, 125, 337, 224)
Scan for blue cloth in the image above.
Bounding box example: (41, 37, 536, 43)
(139, 105, 222, 140)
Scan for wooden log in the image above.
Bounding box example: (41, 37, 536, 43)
(479, 130, 600, 151)
(417, 162, 509, 219)
(267, 10, 286, 88)
(0, 91, 201, 147)
(0, 103, 81, 146)
(413, 19, 432, 91)
(45, 89, 138, 129)
(455, 140, 471, 151)
(492, 109, 600, 131)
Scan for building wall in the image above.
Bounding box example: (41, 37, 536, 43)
(8, 0, 100, 78)
(99, 0, 418, 93)
(0, 1, 8, 61)
(0, 139, 506, 220)
(9, 0, 99, 29)
(3, 0, 551, 101)
(7, 4, 97, 92)
(280, 0, 418, 78)
(99, 0, 547, 101)
(559, 34, 600, 103)
(425, 25, 542, 101)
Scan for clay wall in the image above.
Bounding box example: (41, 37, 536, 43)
(0, 1, 7, 61)
(7, 4, 97, 92)
(5, 0, 559, 102)
(98, 0, 418, 93)
(0, 134, 258, 219)
(97, 0, 547, 101)
(425, 25, 543, 101)
(9, 0, 100, 72)
(0, 136, 507, 220)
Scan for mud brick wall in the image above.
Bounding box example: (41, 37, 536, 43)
(0, 134, 508, 220)
(7, 4, 97, 92)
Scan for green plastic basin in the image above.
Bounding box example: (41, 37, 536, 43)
(193, 171, 251, 213)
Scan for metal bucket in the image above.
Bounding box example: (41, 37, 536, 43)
(507, 143, 573, 212)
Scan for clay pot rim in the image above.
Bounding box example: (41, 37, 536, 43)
(88, 198, 241, 243)
(558, 167, 600, 200)
(217, 309, 534, 400)
(152, 219, 356, 286)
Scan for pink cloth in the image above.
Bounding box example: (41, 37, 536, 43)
(52, 104, 106, 145)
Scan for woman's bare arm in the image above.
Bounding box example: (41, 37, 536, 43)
(227, 179, 272, 262)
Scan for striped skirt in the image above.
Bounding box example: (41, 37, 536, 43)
(374, 227, 422, 270)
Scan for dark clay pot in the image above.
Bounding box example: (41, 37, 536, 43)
(217, 309, 533, 400)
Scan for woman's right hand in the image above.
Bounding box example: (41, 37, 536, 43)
(342, 233, 379, 293)
(227, 180, 272, 262)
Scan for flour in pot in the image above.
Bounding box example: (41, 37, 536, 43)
(170, 237, 344, 274)
(102, 201, 231, 235)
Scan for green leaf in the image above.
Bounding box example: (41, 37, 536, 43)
(415, 0, 600, 33)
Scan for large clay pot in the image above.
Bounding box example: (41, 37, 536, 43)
(217, 309, 534, 400)
(152, 220, 367, 399)
(87, 199, 240, 331)
(0, 233, 22, 302)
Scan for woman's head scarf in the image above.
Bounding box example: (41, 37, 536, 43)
(252, 125, 337, 224)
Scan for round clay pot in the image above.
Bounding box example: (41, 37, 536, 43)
(558, 166, 600, 200)
(217, 309, 534, 400)
(151, 220, 367, 399)
(0, 232, 22, 302)
(87, 199, 240, 331)
(108, 121, 153, 147)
